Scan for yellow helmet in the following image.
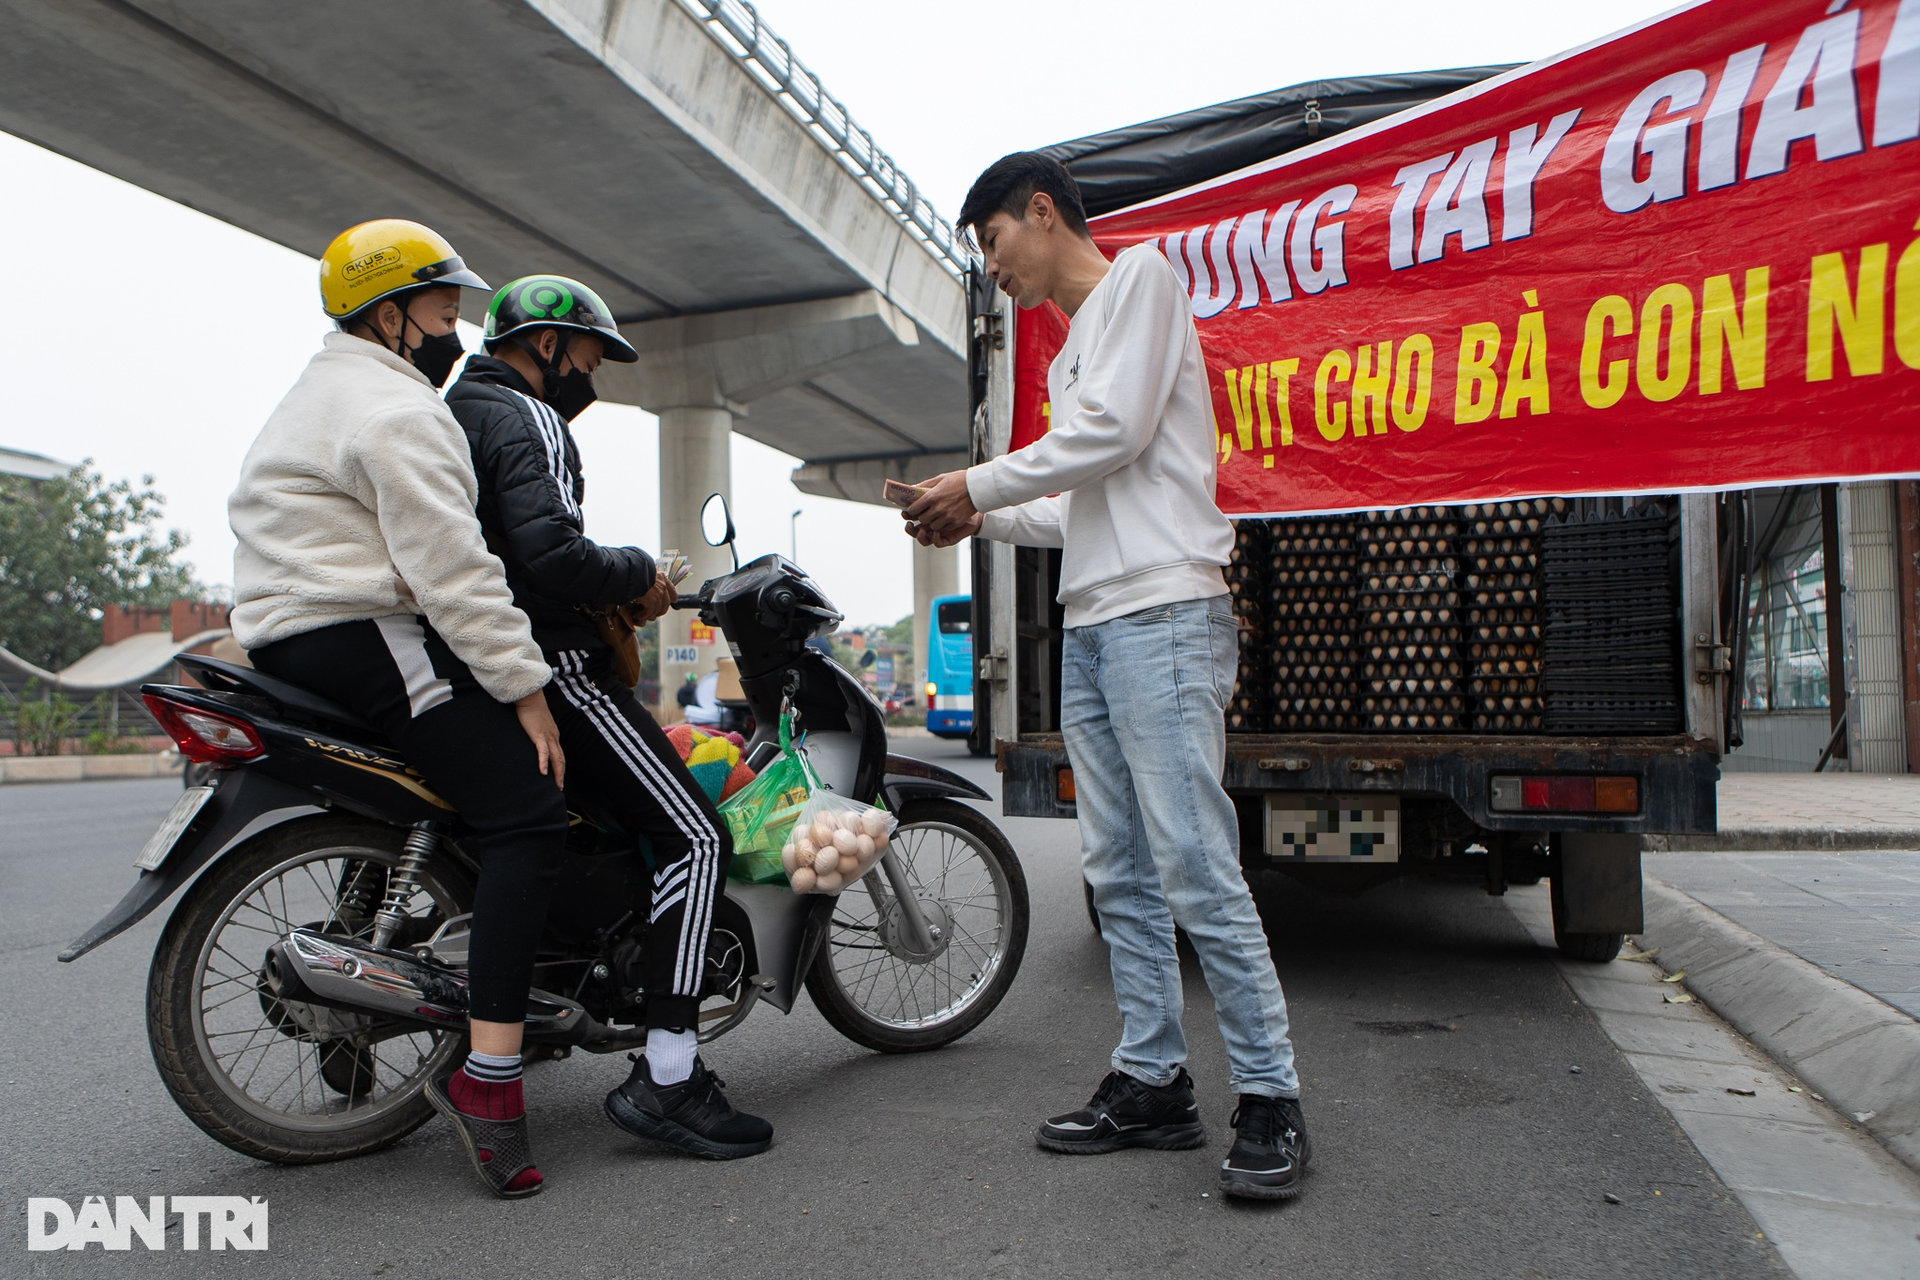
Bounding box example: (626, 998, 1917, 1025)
(318, 219, 491, 319)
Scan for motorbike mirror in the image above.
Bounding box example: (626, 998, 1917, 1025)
(860, 650, 877, 668)
(699, 493, 735, 548)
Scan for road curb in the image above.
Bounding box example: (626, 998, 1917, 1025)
(0, 754, 182, 784)
(1639, 877, 1920, 1175)
(1646, 829, 1920, 852)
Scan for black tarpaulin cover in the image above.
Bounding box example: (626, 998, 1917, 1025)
(1039, 67, 1518, 218)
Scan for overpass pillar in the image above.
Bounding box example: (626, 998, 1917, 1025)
(911, 540, 960, 698)
(656, 404, 735, 718)
(595, 291, 926, 717)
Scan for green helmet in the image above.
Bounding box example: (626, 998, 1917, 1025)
(482, 275, 638, 363)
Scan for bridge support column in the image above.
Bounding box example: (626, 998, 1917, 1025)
(657, 405, 735, 718)
(595, 291, 926, 716)
(911, 540, 960, 700)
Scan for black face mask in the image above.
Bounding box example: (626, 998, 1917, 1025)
(550, 367, 598, 421)
(406, 330, 466, 389)
(388, 299, 464, 388)
(515, 332, 598, 420)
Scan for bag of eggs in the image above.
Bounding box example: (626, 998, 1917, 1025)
(779, 794, 899, 895)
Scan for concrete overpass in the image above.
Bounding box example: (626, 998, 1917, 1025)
(0, 0, 969, 692)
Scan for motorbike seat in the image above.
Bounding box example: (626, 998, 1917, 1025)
(177, 655, 385, 739)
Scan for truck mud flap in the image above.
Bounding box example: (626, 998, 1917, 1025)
(1556, 832, 1644, 934)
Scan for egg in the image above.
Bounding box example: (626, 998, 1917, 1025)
(790, 866, 817, 892)
(856, 833, 876, 861)
(861, 810, 889, 838)
(811, 819, 834, 847)
(816, 847, 841, 874)
(828, 829, 854, 856)
(795, 835, 816, 861)
(815, 869, 844, 894)
(781, 846, 799, 875)
(871, 832, 888, 854)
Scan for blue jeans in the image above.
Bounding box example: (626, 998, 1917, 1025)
(1061, 594, 1299, 1099)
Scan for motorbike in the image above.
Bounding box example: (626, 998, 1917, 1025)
(61, 494, 1029, 1164)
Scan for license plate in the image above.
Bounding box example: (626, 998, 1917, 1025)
(134, 786, 216, 871)
(1265, 794, 1400, 863)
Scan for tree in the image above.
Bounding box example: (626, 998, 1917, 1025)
(0, 463, 200, 670)
(883, 612, 914, 647)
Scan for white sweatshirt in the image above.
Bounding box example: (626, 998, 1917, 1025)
(967, 243, 1231, 628)
(229, 332, 550, 704)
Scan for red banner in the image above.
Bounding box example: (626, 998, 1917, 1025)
(1011, 0, 1920, 515)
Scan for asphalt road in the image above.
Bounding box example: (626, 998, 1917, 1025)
(3, 745, 1787, 1279)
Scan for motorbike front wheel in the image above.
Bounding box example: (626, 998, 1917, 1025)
(146, 815, 473, 1163)
(805, 798, 1028, 1052)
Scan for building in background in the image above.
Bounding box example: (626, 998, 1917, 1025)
(0, 599, 235, 754)
(1729, 480, 1920, 774)
(0, 445, 72, 483)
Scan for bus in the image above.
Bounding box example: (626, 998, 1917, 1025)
(925, 593, 974, 743)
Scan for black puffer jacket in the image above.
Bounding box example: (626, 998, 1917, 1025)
(446, 356, 655, 659)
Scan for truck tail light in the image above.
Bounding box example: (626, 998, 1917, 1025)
(1056, 768, 1076, 803)
(1490, 774, 1638, 815)
(142, 694, 266, 763)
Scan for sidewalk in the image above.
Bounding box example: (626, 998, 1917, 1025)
(1650, 850, 1920, 1020)
(1649, 773, 1920, 852)
(1626, 774, 1920, 1179)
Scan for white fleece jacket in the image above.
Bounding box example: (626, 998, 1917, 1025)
(967, 243, 1231, 628)
(229, 332, 550, 704)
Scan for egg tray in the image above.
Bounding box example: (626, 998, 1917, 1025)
(1363, 710, 1467, 732)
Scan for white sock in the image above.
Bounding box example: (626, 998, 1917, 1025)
(646, 1027, 697, 1086)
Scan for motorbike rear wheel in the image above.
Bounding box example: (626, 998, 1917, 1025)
(805, 799, 1028, 1052)
(147, 815, 473, 1163)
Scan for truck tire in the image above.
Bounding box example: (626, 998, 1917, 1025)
(1549, 873, 1625, 962)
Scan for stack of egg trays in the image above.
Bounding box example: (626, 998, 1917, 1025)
(1224, 520, 1271, 733)
(1459, 498, 1562, 732)
(1266, 516, 1361, 731)
(1356, 506, 1465, 732)
(1538, 502, 1681, 733)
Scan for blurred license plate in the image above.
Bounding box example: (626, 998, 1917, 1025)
(1265, 795, 1400, 862)
(134, 785, 215, 871)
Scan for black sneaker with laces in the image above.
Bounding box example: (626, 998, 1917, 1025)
(1036, 1068, 1206, 1154)
(1220, 1094, 1311, 1200)
(604, 1054, 772, 1160)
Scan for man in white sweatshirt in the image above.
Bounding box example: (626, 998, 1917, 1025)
(906, 153, 1309, 1201)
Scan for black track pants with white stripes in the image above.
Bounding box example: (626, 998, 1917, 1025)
(251, 617, 570, 1024)
(545, 652, 733, 1031)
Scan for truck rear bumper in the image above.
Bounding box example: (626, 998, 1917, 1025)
(999, 733, 1717, 834)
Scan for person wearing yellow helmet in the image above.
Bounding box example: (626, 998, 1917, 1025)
(319, 219, 494, 388)
(230, 219, 567, 1198)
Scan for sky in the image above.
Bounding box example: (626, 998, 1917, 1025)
(0, 0, 1686, 628)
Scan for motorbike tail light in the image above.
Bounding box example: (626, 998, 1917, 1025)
(1489, 774, 1639, 815)
(926, 682, 937, 708)
(142, 694, 266, 763)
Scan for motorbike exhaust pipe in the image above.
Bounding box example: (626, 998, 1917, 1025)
(264, 929, 594, 1043)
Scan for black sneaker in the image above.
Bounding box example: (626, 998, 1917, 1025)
(1220, 1094, 1311, 1200)
(604, 1054, 772, 1160)
(1036, 1069, 1206, 1154)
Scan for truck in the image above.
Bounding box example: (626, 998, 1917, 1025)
(925, 592, 978, 745)
(964, 67, 1747, 962)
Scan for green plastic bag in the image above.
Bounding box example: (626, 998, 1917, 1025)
(720, 712, 817, 884)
